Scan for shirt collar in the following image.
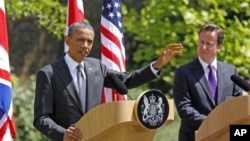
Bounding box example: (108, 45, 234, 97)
(64, 53, 84, 72)
(198, 57, 217, 71)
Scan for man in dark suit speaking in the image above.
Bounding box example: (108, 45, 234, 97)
(33, 21, 183, 141)
(173, 23, 242, 141)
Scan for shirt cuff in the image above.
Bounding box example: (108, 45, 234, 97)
(150, 62, 160, 77)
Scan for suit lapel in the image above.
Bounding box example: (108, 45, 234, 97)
(192, 59, 215, 106)
(216, 62, 226, 104)
(83, 60, 95, 111)
(55, 58, 83, 112)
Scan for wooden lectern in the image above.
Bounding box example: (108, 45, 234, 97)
(195, 95, 250, 141)
(75, 90, 174, 141)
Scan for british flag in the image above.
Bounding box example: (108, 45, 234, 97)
(64, 0, 85, 52)
(0, 0, 16, 140)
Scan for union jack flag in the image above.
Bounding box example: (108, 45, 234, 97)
(64, 0, 85, 52)
(101, 0, 126, 102)
(0, 0, 16, 140)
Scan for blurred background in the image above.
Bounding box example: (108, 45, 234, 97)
(4, 0, 250, 140)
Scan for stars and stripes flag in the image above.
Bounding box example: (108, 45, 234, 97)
(0, 0, 16, 140)
(64, 0, 85, 52)
(101, 0, 126, 102)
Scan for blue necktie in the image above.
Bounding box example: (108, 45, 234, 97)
(77, 64, 86, 113)
(208, 65, 217, 98)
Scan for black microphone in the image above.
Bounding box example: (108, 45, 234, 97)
(230, 75, 250, 93)
(109, 73, 128, 95)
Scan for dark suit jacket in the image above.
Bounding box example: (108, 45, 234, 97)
(33, 56, 158, 141)
(173, 58, 242, 141)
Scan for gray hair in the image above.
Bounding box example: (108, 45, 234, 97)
(68, 21, 94, 37)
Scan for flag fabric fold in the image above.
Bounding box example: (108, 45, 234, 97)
(0, 0, 16, 140)
(101, 0, 126, 102)
(64, 0, 85, 52)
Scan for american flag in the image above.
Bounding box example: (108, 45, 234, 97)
(64, 0, 85, 52)
(101, 0, 126, 102)
(0, 0, 16, 140)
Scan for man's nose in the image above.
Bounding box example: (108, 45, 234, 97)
(81, 41, 89, 48)
(201, 44, 207, 49)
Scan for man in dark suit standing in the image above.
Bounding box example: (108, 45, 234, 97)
(173, 23, 242, 141)
(33, 21, 183, 141)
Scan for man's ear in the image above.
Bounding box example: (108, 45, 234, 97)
(217, 44, 222, 51)
(65, 36, 70, 46)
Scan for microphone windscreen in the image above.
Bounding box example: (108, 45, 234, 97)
(231, 75, 250, 92)
(109, 73, 128, 95)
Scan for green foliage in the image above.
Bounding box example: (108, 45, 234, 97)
(5, 0, 67, 39)
(12, 75, 48, 141)
(123, 0, 250, 94)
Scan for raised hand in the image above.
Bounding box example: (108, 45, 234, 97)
(153, 43, 183, 69)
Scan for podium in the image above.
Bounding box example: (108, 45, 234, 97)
(75, 90, 174, 141)
(195, 95, 250, 141)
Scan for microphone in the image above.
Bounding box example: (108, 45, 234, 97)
(109, 73, 128, 95)
(230, 75, 250, 93)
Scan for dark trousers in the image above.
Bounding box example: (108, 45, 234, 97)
(179, 131, 195, 141)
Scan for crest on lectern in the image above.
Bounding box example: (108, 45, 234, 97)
(134, 89, 169, 129)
